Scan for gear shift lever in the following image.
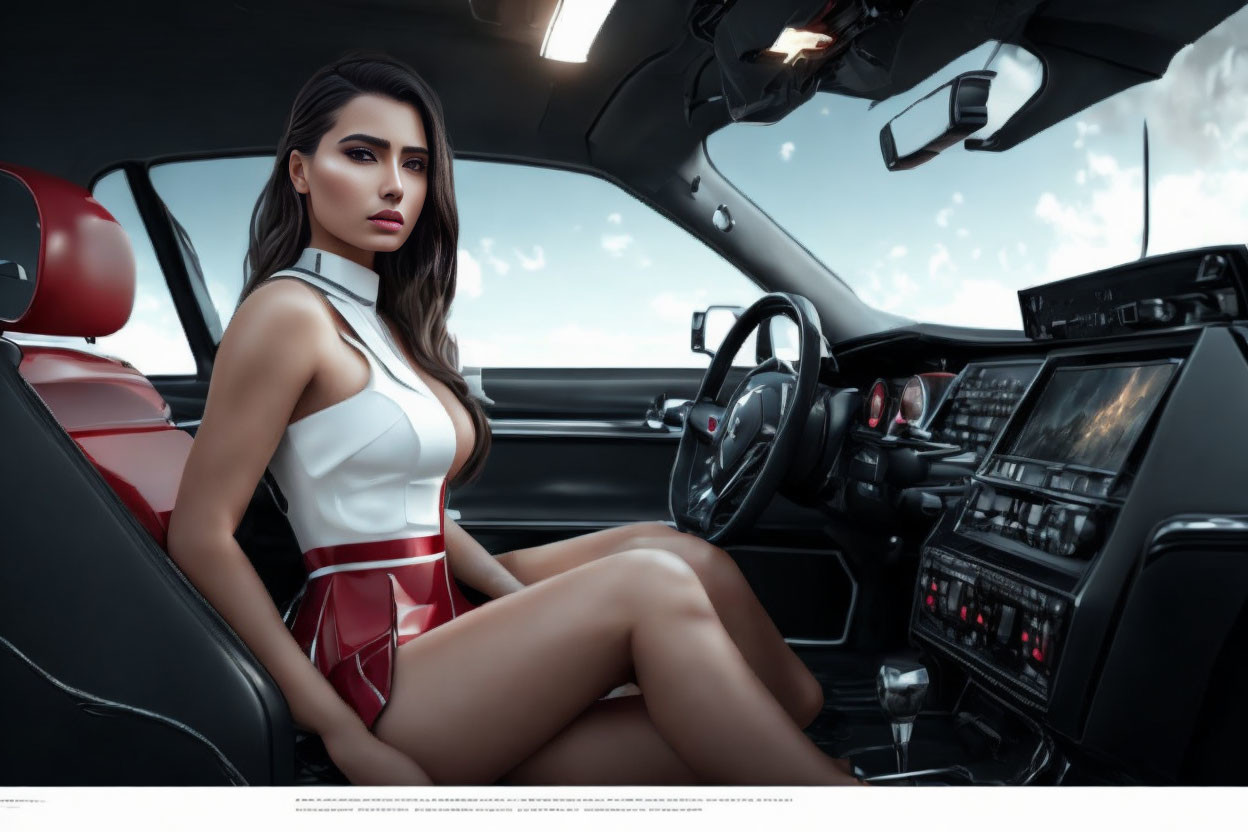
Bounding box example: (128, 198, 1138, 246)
(877, 660, 930, 773)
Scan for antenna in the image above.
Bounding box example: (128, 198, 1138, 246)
(1140, 120, 1150, 259)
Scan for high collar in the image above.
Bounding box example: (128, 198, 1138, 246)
(293, 247, 380, 306)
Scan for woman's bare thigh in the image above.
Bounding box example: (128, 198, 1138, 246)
(371, 547, 696, 785)
(494, 522, 677, 586)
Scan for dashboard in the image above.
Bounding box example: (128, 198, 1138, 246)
(785, 244, 1248, 781)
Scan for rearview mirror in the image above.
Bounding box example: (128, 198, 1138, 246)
(880, 70, 994, 171)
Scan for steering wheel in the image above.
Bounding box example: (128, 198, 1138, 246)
(669, 293, 825, 545)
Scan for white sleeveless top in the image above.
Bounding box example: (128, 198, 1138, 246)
(264, 247, 459, 553)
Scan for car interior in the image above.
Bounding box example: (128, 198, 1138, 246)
(3, 0, 1248, 786)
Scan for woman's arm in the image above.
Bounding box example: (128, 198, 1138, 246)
(167, 282, 406, 749)
(444, 515, 526, 599)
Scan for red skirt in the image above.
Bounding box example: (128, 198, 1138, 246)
(289, 533, 479, 731)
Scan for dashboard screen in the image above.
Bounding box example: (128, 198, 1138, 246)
(1007, 362, 1177, 472)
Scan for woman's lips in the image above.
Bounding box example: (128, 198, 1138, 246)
(369, 218, 403, 232)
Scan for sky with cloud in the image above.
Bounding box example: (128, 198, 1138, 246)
(707, 6, 1248, 330)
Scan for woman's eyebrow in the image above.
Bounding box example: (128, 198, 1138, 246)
(337, 133, 429, 154)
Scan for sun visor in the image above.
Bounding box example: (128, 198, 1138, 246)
(968, 3, 1240, 153)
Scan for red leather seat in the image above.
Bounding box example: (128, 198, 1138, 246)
(1, 163, 193, 549)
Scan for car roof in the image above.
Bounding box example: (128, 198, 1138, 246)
(7, 0, 688, 184)
(8, 0, 1244, 187)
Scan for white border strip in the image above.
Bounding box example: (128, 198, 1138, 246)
(307, 550, 446, 580)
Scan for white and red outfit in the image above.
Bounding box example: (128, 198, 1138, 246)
(266, 247, 477, 731)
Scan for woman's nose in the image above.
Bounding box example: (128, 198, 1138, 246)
(380, 162, 403, 201)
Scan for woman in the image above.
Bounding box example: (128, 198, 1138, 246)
(167, 51, 863, 787)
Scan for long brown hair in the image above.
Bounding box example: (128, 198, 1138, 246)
(237, 50, 490, 489)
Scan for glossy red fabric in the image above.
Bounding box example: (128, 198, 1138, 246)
(289, 533, 479, 731)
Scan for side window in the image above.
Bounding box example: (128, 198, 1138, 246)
(149, 156, 272, 331)
(149, 156, 766, 369)
(450, 160, 764, 368)
(6, 170, 195, 376)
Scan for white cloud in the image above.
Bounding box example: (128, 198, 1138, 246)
(607, 213, 622, 225)
(601, 233, 634, 256)
(935, 208, 952, 227)
(952, 192, 964, 205)
(820, 106, 829, 116)
(456, 248, 483, 298)
(956, 227, 970, 238)
(479, 237, 510, 275)
(650, 289, 710, 323)
(458, 327, 699, 369)
(928, 243, 955, 281)
(639, 256, 653, 268)
(971, 247, 982, 261)
(923, 280, 1022, 329)
(888, 245, 907, 259)
(779, 141, 795, 162)
(1150, 166, 1248, 254)
(514, 245, 546, 271)
(1034, 150, 1142, 279)
(1073, 120, 1102, 149)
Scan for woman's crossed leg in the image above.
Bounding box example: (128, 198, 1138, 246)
(372, 548, 859, 786)
(493, 523, 826, 729)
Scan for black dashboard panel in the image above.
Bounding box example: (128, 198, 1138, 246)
(927, 361, 1042, 461)
(912, 340, 1190, 707)
(819, 246, 1248, 783)
(1020, 246, 1248, 341)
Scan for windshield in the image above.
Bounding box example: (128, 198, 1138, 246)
(707, 6, 1248, 330)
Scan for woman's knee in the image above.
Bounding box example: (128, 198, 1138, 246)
(678, 539, 744, 595)
(601, 548, 712, 615)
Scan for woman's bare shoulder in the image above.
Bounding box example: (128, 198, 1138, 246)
(224, 277, 337, 355)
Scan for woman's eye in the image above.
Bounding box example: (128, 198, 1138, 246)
(346, 148, 375, 162)
(405, 159, 427, 172)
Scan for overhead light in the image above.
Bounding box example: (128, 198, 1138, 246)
(763, 28, 835, 65)
(540, 0, 616, 63)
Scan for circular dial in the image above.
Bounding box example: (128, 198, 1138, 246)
(866, 379, 889, 429)
(899, 375, 926, 425)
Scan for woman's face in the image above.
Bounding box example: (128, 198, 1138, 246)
(289, 93, 430, 268)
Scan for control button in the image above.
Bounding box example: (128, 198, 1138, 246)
(996, 605, 1017, 643)
(946, 581, 966, 616)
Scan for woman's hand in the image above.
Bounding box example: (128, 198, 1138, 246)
(321, 722, 435, 786)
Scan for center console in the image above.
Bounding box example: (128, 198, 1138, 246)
(912, 353, 1184, 709)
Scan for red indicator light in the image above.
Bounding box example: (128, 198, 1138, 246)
(1021, 631, 1030, 643)
(976, 613, 984, 625)
(930, 581, 938, 591)
(926, 595, 935, 606)
(708, 416, 717, 432)
(960, 606, 968, 620)
(1032, 648, 1044, 662)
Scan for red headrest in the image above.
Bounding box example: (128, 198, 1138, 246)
(0, 163, 135, 337)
